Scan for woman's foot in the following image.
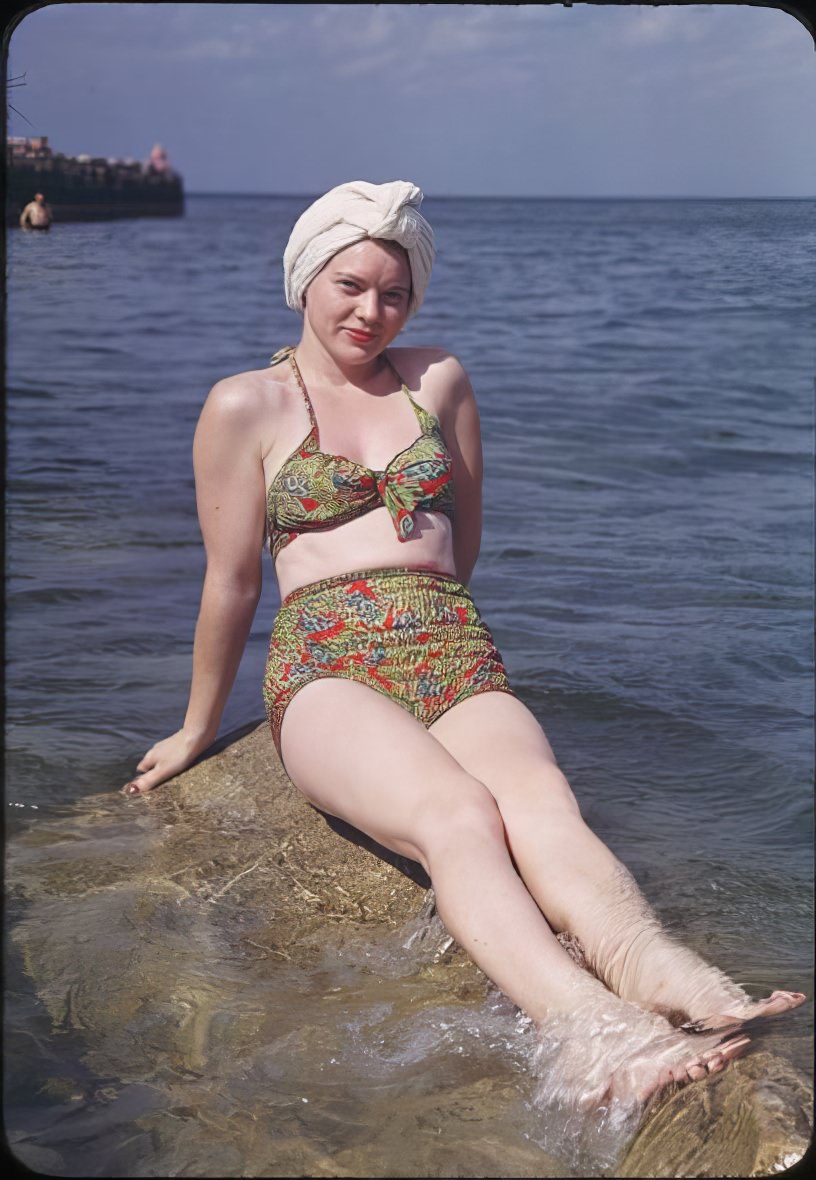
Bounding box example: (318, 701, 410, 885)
(581, 871, 807, 1031)
(534, 994, 751, 1112)
(592, 1028, 750, 1108)
(679, 989, 807, 1034)
(607, 932, 807, 1033)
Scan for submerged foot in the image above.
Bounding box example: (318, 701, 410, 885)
(584, 866, 807, 1034)
(680, 989, 807, 1035)
(533, 995, 751, 1113)
(587, 1027, 750, 1109)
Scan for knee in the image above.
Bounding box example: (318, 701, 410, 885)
(418, 778, 506, 863)
(539, 762, 582, 817)
(508, 754, 581, 820)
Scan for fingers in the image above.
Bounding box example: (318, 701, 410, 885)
(123, 772, 159, 797)
(123, 754, 174, 797)
(124, 750, 157, 795)
(122, 731, 201, 798)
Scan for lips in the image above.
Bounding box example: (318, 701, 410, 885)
(345, 328, 375, 343)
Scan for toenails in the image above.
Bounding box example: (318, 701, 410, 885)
(720, 1034, 751, 1059)
(681, 990, 806, 1036)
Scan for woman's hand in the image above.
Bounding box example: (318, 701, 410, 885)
(122, 728, 211, 797)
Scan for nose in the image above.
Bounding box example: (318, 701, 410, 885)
(355, 288, 381, 324)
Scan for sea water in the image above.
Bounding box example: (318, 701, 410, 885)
(6, 195, 813, 1175)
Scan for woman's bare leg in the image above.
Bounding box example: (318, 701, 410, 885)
(429, 691, 805, 1030)
(279, 678, 751, 1105)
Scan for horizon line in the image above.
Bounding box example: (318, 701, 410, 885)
(185, 191, 816, 202)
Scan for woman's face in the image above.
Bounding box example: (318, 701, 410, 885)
(303, 239, 412, 360)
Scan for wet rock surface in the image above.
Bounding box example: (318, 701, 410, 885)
(7, 723, 812, 1177)
(618, 1050, 812, 1178)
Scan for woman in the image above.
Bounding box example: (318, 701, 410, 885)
(123, 181, 803, 1108)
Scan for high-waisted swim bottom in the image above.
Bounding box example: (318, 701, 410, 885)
(263, 567, 514, 762)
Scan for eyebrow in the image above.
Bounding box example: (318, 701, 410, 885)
(335, 271, 410, 293)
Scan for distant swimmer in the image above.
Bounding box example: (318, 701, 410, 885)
(20, 193, 52, 230)
(146, 144, 172, 175)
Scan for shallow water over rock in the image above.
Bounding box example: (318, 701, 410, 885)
(6, 725, 812, 1177)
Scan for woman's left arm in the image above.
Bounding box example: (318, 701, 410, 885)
(439, 355, 483, 585)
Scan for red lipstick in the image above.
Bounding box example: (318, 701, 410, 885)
(346, 329, 375, 343)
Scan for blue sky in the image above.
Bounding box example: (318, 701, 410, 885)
(7, 2, 816, 197)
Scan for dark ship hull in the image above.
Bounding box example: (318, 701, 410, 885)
(7, 138, 184, 226)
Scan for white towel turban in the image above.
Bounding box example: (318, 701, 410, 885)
(283, 180, 435, 318)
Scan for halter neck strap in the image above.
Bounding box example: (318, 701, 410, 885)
(284, 349, 319, 431)
(274, 347, 421, 440)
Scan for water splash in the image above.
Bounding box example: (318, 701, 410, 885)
(396, 890, 455, 962)
(525, 995, 755, 1175)
(315, 890, 458, 982)
(528, 1010, 647, 1174)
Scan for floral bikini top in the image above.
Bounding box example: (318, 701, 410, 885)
(266, 347, 455, 560)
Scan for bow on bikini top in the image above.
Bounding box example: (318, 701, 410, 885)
(266, 347, 455, 560)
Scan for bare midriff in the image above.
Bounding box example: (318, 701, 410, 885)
(272, 506, 456, 601)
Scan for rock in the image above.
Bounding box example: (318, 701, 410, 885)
(8, 723, 461, 1072)
(10, 722, 430, 948)
(7, 722, 811, 1178)
(618, 1050, 812, 1178)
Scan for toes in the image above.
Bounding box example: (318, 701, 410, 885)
(682, 990, 806, 1033)
(674, 1057, 717, 1084)
(759, 990, 806, 1017)
(679, 1033, 750, 1086)
(562, 1021, 754, 1113)
(686, 1062, 708, 1082)
(718, 1033, 751, 1062)
(698, 1034, 750, 1073)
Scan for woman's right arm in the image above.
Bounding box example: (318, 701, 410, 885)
(123, 375, 268, 796)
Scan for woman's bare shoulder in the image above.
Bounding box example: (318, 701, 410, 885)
(389, 346, 471, 396)
(389, 344, 463, 372)
(201, 363, 293, 426)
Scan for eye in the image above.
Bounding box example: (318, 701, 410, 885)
(338, 279, 358, 290)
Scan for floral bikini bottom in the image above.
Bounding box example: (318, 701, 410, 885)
(263, 567, 514, 764)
